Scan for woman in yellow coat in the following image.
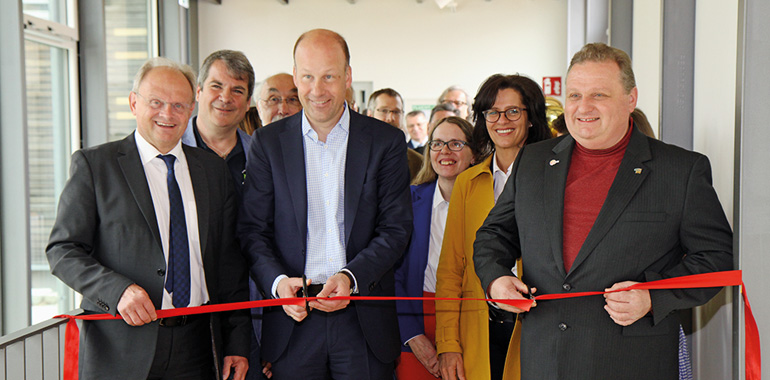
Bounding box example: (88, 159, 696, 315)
(435, 74, 551, 380)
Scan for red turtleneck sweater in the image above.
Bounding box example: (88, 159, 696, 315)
(562, 125, 633, 272)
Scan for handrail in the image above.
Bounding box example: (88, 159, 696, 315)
(0, 310, 82, 347)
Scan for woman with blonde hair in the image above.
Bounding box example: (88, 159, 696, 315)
(394, 116, 476, 379)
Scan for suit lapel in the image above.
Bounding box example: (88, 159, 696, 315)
(344, 113, 371, 246)
(569, 129, 652, 274)
(281, 117, 308, 247)
(184, 146, 210, 257)
(117, 134, 162, 248)
(544, 136, 574, 276)
(413, 182, 435, 258)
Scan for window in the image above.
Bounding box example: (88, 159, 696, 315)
(23, 5, 80, 324)
(106, 0, 158, 141)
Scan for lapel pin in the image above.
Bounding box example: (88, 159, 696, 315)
(634, 168, 642, 174)
(549, 159, 560, 166)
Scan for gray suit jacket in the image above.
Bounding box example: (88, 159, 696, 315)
(474, 127, 733, 380)
(46, 133, 250, 380)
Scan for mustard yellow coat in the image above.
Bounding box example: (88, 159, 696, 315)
(435, 156, 520, 380)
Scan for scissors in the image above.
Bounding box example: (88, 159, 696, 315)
(301, 274, 310, 314)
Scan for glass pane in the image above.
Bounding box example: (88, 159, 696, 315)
(23, 0, 68, 25)
(106, 0, 153, 141)
(25, 39, 75, 324)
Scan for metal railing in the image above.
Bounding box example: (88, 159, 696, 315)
(0, 310, 82, 380)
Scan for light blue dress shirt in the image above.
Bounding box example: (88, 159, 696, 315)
(302, 107, 350, 284)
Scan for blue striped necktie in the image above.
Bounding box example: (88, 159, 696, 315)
(159, 154, 190, 308)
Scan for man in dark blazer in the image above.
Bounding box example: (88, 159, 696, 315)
(46, 57, 250, 380)
(238, 29, 412, 379)
(473, 43, 733, 379)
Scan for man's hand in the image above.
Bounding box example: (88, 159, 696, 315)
(407, 334, 440, 377)
(310, 272, 351, 312)
(604, 281, 652, 326)
(487, 275, 536, 313)
(277, 277, 310, 322)
(438, 352, 466, 380)
(117, 284, 157, 326)
(222, 355, 248, 380)
(261, 361, 273, 379)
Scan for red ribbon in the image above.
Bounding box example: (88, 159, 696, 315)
(55, 270, 759, 380)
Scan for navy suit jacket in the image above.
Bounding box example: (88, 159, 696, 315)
(237, 110, 413, 363)
(394, 181, 435, 351)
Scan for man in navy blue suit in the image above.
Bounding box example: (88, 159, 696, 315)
(237, 29, 412, 379)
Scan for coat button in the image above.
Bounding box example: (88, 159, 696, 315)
(157, 268, 165, 276)
(558, 323, 568, 331)
(562, 283, 572, 291)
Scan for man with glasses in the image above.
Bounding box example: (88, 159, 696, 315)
(367, 88, 424, 180)
(256, 73, 302, 127)
(437, 86, 471, 120)
(47, 57, 250, 380)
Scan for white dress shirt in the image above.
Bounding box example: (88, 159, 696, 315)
(423, 182, 449, 293)
(135, 131, 209, 309)
(492, 152, 514, 204)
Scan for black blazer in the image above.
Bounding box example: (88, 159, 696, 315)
(238, 111, 413, 363)
(47, 133, 250, 380)
(474, 128, 733, 379)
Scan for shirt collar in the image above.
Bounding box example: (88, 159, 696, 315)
(432, 181, 449, 208)
(134, 130, 185, 166)
(492, 152, 513, 176)
(301, 102, 351, 141)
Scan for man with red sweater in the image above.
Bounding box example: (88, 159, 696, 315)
(473, 43, 733, 380)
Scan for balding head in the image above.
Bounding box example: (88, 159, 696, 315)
(256, 73, 301, 126)
(292, 29, 352, 131)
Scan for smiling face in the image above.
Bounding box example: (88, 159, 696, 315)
(257, 73, 301, 125)
(130, 67, 194, 153)
(195, 60, 251, 131)
(430, 121, 474, 182)
(564, 60, 637, 149)
(293, 32, 351, 131)
(485, 88, 529, 152)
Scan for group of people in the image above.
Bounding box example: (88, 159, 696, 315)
(46, 27, 733, 380)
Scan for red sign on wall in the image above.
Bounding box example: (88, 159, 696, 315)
(542, 77, 562, 96)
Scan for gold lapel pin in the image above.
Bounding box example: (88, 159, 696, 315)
(549, 159, 560, 166)
(634, 168, 642, 174)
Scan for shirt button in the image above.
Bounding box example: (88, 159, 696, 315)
(558, 323, 568, 331)
(562, 283, 572, 291)
(157, 269, 166, 276)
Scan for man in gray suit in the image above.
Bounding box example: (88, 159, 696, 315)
(46, 57, 250, 380)
(473, 43, 733, 379)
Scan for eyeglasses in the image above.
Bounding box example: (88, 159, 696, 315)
(482, 107, 527, 123)
(260, 96, 301, 108)
(428, 139, 468, 152)
(134, 92, 193, 114)
(375, 108, 403, 117)
(442, 99, 467, 108)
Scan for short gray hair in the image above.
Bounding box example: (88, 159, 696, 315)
(568, 43, 636, 93)
(132, 57, 196, 102)
(198, 50, 256, 98)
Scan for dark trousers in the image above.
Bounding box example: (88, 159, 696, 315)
(147, 316, 214, 380)
(270, 305, 393, 380)
(489, 319, 515, 380)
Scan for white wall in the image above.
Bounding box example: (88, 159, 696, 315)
(632, 0, 662, 136)
(693, 0, 738, 222)
(197, 0, 568, 110)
